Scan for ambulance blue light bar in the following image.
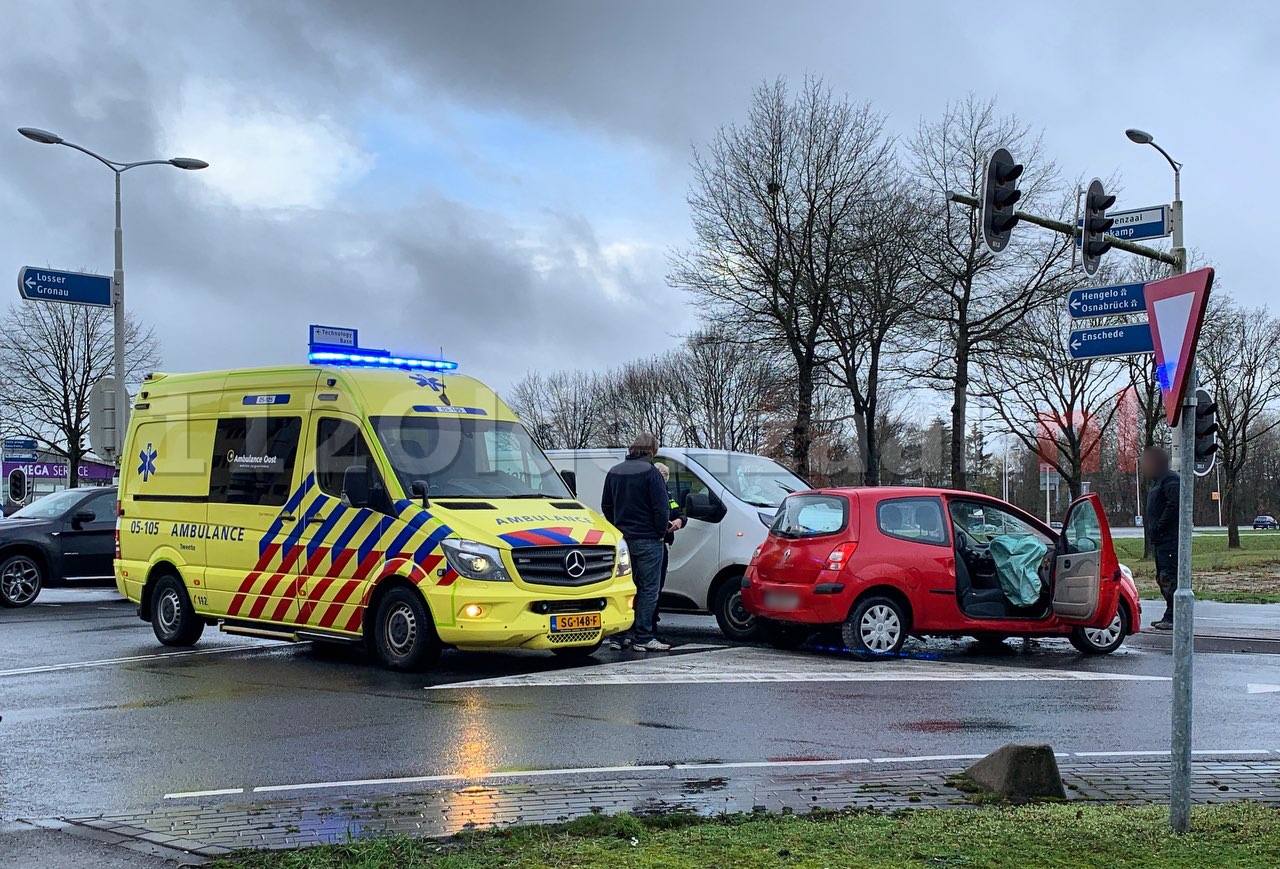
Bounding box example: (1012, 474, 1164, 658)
(308, 349, 458, 372)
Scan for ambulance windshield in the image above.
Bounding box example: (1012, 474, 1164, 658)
(372, 416, 572, 500)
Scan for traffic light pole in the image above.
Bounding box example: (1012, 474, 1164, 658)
(945, 192, 1180, 267)
(950, 178, 1197, 833)
(1168, 183, 1196, 834)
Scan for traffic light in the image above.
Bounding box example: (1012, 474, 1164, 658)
(1081, 178, 1116, 276)
(1193, 387, 1218, 477)
(980, 147, 1024, 253)
(7, 468, 26, 504)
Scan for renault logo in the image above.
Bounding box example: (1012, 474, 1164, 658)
(563, 549, 588, 578)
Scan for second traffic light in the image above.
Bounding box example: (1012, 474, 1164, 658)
(1193, 387, 1218, 477)
(1082, 178, 1116, 276)
(981, 147, 1023, 253)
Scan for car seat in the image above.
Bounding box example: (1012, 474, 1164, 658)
(952, 524, 1009, 618)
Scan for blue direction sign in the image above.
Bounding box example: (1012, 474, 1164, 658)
(1068, 282, 1147, 319)
(18, 266, 112, 308)
(1075, 205, 1169, 244)
(3, 438, 37, 450)
(1068, 323, 1153, 360)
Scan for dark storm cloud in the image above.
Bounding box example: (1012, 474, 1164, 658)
(2, 0, 1277, 397)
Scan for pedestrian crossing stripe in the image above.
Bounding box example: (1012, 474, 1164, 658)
(424, 647, 1170, 690)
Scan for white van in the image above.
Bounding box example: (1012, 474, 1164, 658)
(546, 448, 808, 640)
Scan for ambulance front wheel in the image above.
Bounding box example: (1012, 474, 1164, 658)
(373, 586, 442, 672)
(151, 574, 205, 647)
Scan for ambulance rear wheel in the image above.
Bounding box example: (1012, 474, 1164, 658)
(373, 587, 441, 672)
(151, 574, 204, 647)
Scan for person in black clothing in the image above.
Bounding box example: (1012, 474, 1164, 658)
(654, 462, 687, 626)
(601, 433, 672, 652)
(1142, 446, 1180, 630)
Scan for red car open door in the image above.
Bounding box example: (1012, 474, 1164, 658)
(1051, 493, 1121, 628)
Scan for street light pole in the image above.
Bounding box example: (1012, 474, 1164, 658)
(1127, 127, 1194, 834)
(17, 128, 207, 466)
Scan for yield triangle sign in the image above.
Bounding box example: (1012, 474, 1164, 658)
(1144, 267, 1214, 426)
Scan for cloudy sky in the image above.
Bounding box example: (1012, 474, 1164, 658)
(1, 1, 1273, 396)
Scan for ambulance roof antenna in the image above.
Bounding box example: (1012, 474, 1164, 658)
(436, 346, 453, 407)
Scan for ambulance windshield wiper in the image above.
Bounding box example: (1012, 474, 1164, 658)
(505, 493, 556, 499)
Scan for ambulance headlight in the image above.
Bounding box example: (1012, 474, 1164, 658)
(441, 539, 511, 582)
(616, 540, 632, 577)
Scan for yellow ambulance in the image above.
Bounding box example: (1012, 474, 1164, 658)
(115, 364, 635, 670)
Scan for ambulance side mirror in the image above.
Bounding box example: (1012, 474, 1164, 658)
(342, 465, 370, 508)
(559, 470, 577, 497)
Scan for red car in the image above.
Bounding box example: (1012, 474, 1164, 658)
(743, 487, 1139, 656)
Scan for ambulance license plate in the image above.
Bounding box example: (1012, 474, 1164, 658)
(550, 613, 601, 632)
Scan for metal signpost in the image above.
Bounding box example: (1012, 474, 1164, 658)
(950, 128, 1206, 833)
(17, 266, 112, 307)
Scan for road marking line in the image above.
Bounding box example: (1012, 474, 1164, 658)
(1247, 683, 1280, 694)
(166, 748, 1277, 800)
(871, 754, 985, 764)
(424, 647, 1169, 691)
(675, 758, 870, 770)
(250, 764, 673, 795)
(163, 787, 245, 800)
(0, 644, 273, 677)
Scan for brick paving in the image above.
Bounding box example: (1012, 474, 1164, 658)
(40, 758, 1280, 859)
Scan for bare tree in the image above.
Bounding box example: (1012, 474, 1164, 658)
(1199, 296, 1280, 548)
(974, 305, 1124, 499)
(666, 329, 785, 453)
(507, 370, 603, 450)
(908, 96, 1076, 490)
(670, 76, 893, 476)
(0, 301, 160, 484)
(823, 176, 928, 484)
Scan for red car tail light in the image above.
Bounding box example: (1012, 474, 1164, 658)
(823, 541, 857, 571)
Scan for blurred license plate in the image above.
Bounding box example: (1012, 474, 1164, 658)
(550, 613, 601, 631)
(764, 592, 800, 610)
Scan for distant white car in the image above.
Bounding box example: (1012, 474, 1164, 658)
(547, 448, 807, 640)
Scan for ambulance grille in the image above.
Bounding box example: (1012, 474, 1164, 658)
(547, 630, 603, 645)
(512, 545, 615, 587)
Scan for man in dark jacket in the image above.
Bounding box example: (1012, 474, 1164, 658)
(1142, 447, 1180, 630)
(602, 433, 671, 651)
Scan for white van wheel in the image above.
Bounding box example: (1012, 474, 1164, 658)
(713, 578, 760, 641)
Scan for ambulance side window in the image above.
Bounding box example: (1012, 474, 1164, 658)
(316, 418, 390, 512)
(209, 417, 302, 507)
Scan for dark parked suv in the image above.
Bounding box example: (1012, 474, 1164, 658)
(1254, 515, 1279, 531)
(0, 486, 117, 607)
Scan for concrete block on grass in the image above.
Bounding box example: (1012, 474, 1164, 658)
(963, 744, 1066, 800)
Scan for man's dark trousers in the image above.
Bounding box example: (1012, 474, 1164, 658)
(627, 537, 664, 644)
(1154, 542, 1178, 623)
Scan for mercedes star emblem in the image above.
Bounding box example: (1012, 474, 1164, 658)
(563, 549, 588, 578)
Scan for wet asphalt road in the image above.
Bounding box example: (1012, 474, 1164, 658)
(2, 588, 1278, 821)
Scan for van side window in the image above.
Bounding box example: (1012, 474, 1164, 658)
(209, 417, 302, 507)
(316, 418, 390, 511)
(655, 458, 708, 509)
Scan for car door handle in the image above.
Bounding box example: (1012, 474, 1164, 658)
(307, 514, 328, 525)
(279, 514, 296, 523)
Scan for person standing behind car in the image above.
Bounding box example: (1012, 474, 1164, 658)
(1142, 446, 1180, 631)
(654, 462, 686, 626)
(602, 434, 672, 652)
